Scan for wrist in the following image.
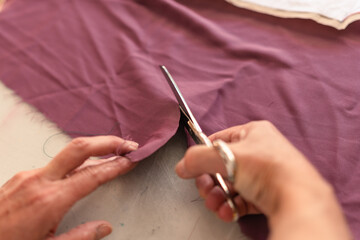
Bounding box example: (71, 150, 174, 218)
(268, 168, 352, 240)
(270, 160, 331, 216)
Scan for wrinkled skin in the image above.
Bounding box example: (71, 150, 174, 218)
(0, 136, 138, 240)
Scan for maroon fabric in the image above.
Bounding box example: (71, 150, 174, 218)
(1, 0, 360, 239)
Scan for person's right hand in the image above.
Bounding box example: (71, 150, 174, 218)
(176, 121, 352, 240)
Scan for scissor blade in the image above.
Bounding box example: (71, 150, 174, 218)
(160, 65, 212, 146)
(160, 65, 202, 132)
(160, 66, 238, 220)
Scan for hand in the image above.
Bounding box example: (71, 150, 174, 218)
(176, 121, 352, 240)
(0, 136, 138, 240)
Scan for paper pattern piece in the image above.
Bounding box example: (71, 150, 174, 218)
(226, 0, 360, 29)
(1, 0, 360, 239)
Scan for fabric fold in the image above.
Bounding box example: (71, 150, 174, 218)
(1, 0, 360, 239)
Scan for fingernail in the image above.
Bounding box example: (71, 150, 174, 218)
(126, 140, 139, 151)
(96, 224, 112, 239)
(117, 141, 139, 155)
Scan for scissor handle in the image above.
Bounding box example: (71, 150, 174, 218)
(180, 113, 239, 221)
(212, 173, 239, 221)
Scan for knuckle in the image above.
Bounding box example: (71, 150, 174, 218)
(70, 137, 90, 151)
(13, 171, 39, 186)
(82, 166, 105, 185)
(6, 171, 59, 213)
(13, 171, 31, 182)
(31, 189, 55, 206)
(258, 120, 273, 128)
(107, 136, 122, 149)
(230, 131, 242, 142)
(251, 120, 276, 134)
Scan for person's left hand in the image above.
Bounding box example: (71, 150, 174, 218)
(0, 135, 138, 240)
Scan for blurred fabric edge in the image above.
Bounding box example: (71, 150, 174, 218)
(226, 0, 360, 30)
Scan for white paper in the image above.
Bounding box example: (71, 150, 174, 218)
(226, 0, 360, 29)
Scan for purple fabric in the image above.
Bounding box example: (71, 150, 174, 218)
(1, 0, 360, 239)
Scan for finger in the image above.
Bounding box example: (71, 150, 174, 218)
(205, 186, 226, 212)
(61, 157, 136, 205)
(70, 156, 119, 175)
(209, 124, 249, 143)
(218, 195, 247, 222)
(217, 196, 260, 222)
(176, 145, 228, 179)
(217, 196, 243, 222)
(48, 221, 112, 240)
(44, 136, 138, 180)
(195, 174, 215, 198)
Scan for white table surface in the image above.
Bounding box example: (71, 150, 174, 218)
(0, 81, 246, 240)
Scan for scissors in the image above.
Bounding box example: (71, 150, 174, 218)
(160, 65, 239, 221)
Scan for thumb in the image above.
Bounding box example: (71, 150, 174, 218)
(48, 221, 112, 240)
(176, 144, 229, 179)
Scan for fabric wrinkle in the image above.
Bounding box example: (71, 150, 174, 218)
(1, 0, 360, 239)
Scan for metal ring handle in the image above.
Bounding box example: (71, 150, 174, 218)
(212, 140, 239, 221)
(212, 139, 236, 182)
(214, 173, 239, 221)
